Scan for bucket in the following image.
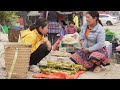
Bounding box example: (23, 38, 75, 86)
(8, 28, 21, 42)
(11, 26, 20, 29)
(105, 34, 114, 41)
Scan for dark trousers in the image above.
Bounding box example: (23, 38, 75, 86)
(48, 33, 58, 45)
(30, 43, 51, 65)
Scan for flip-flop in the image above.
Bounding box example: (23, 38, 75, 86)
(93, 66, 102, 73)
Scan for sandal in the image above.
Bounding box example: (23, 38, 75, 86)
(93, 66, 102, 73)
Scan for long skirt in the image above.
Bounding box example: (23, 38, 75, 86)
(70, 47, 110, 69)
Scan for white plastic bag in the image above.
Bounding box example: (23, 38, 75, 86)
(62, 32, 81, 47)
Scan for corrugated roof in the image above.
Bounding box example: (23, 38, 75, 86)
(27, 11, 40, 16)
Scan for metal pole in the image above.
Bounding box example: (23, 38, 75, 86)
(46, 11, 49, 19)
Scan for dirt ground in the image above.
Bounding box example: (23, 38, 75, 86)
(29, 55, 120, 79)
(0, 41, 120, 79)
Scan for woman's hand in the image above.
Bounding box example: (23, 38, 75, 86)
(83, 48, 89, 54)
(40, 40, 45, 44)
(46, 40, 52, 51)
(40, 38, 48, 44)
(40, 38, 51, 51)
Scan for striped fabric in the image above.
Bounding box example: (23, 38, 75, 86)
(70, 47, 110, 69)
(48, 21, 60, 33)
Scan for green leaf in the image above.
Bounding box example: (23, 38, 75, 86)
(0, 11, 18, 26)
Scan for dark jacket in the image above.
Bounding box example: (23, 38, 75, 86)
(47, 11, 59, 22)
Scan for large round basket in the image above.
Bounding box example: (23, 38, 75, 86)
(4, 42, 31, 79)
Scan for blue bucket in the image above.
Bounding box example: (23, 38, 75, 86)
(11, 26, 20, 29)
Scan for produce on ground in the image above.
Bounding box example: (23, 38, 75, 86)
(39, 60, 86, 75)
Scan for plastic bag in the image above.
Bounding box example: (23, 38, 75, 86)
(32, 71, 85, 79)
(52, 36, 63, 51)
(62, 32, 81, 47)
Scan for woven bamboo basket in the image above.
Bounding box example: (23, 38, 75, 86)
(4, 42, 31, 79)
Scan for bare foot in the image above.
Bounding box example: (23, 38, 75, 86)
(93, 66, 102, 73)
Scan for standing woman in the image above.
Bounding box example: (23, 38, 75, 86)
(73, 12, 79, 28)
(70, 11, 110, 72)
(21, 18, 51, 72)
(47, 11, 59, 45)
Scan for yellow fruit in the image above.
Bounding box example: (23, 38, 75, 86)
(62, 63, 72, 67)
(41, 68, 51, 74)
(51, 69, 59, 73)
(47, 60, 54, 63)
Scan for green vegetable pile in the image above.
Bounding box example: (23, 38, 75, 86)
(39, 60, 86, 75)
(105, 28, 115, 35)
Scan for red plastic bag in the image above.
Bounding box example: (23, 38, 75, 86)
(32, 71, 85, 79)
(52, 36, 63, 51)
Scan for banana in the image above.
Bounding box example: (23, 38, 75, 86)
(51, 69, 59, 73)
(41, 68, 51, 74)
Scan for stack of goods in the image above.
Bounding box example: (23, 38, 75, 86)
(116, 46, 120, 64)
(33, 60, 86, 79)
(41, 60, 86, 74)
(116, 46, 120, 51)
(62, 33, 81, 46)
(112, 39, 119, 53)
(114, 33, 120, 41)
(61, 32, 81, 53)
(51, 51, 71, 57)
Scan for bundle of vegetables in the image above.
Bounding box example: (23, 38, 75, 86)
(51, 51, 71, 57)
(105, 28, 116, 41)
(113, 33, 120, 41)
(105, 28, 115, 35)
(39, 60, 86, 75)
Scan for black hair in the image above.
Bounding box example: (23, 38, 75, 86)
(61, 20, 67, 25)
(35, 18, 47, 29)
(47, 11, 59, 22)
(25, 20, 33, 29)
(86, 11, 103, 26)
(35, 18, 48, 35)
(27, 18, 48, 35)
(69, 21, 75, 25)
(29, 24, 36, 31)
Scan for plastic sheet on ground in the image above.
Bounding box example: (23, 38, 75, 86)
(32, 71, 85, 79)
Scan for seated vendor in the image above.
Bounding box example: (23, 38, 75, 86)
(70, 11, 110, 73)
